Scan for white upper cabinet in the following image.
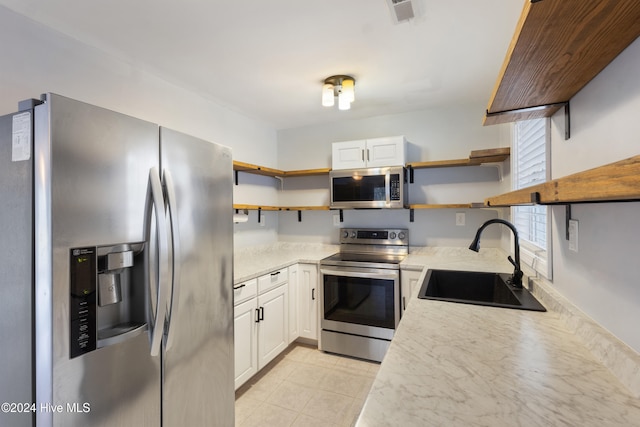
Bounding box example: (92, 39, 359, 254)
(332, 139, 368, 169)
(332, 136, 406, 170)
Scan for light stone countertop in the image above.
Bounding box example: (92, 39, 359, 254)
(355, 247, 640, 427)
(234, 242, 339, 284)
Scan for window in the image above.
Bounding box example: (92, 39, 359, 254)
(512, 118, 552, 279)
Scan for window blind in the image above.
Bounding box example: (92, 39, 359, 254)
(512, 118, 551, 278)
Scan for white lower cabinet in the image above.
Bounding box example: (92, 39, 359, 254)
(298, 263, 318, 340)
(234, 296, 258, 390)
(234, 269, 289, 390)
(257, 284, 289, 369)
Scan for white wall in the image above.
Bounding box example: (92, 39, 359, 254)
(276, 104, 513, 247)
(0, 6, 281, 249)
(548, 38, 640, 353)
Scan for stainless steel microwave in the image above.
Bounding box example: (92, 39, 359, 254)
(329, 166, 407, 209)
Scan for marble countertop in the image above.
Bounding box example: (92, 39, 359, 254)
(234, 242, 339, 284)
(355, 248, 640, 426)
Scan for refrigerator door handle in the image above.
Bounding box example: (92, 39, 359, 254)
(146, 167, 170, 357)
(163, 169, 181, 350)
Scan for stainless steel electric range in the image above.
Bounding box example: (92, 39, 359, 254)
(319, 228, 408, 362)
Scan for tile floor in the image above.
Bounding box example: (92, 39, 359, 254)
(235, 343, 379, 427)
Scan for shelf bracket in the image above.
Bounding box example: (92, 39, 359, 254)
(234, 170, 239, 186)
(257, 207, 262, 223)
(339, 209, 344, 223)
(298, 210, 302, 222)
(409, 208, 415, 223)
(564, 101, 571, 140)
(479, 162, 504, 182)
(274, 175, 284, 191)
(408, 165, 414, 184)
(530, 192, 541, 204)
(565, 204, 572, 240)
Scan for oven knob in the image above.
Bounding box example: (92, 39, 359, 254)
(389, 232, 397, 240)
(350, 231, 357, 239)
(342, 231, 349, 238)
(398, 232, 406, 240)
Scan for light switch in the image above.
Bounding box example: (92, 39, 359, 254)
(456, 212, 465, 226)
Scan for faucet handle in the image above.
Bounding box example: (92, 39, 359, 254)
(507, 256, 523, 288)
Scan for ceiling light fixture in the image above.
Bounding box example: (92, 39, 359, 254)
(322, 75, 355, 110)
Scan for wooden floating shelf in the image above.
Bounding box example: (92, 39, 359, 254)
(234, 204, 330, 211)
(232, 161, 283, 177)
(485, 154, 640, 206)
(407, 147, 510, 169)
(233, 161, 331, 177)
(410, 204, 473, 209)
(236, 147, 509, 176)
(484, 0, 640, 125)
(279, 206, 330, 211)
(282, 168, 331, 177)
(235, 204, 490, 211)
(233, 204, 280, 211)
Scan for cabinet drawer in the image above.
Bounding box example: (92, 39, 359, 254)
(258, 267, 288, 294)
(234, 278, 257, 306)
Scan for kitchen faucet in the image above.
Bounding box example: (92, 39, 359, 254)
(468, 219, 523, 288)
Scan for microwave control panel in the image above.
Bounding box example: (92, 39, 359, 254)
(390, 173, 401, 200)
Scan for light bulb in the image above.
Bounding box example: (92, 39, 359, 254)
(341, 78, 355, 102)
(322, 83, 334, 107)
(338, 91, 351, 110)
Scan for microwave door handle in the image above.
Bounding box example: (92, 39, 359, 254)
(320, 268, 398, 281)
(385, 171, 391, 206)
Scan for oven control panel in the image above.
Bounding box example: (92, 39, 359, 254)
(340, 228, 408, 245)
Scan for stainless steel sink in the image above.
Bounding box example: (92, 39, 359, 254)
(417, 269, 546, 312)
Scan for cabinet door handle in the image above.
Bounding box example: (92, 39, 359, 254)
(259, 306, 264, 321)
(270, 271, 280, 277)
(233, 284, 246, 290)
(402, 296, 406, 310)
(367, 148, 370, 161)
(255, 308, 260, 323)
(311, 288, 315, 300)
(362, 149, 365, 162)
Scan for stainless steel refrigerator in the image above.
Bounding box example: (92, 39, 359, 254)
(0, 93, 234, 426)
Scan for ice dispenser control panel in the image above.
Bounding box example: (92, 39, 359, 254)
(70, 247, 97, 358)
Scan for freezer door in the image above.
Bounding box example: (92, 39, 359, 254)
(160, 127, 234, 426)
(35, 94, 162, 426)
(0, 111, 34, 427)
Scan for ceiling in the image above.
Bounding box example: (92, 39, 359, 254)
(0, 0, 523, 130)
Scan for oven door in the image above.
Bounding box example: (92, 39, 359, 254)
(320, 266, 400, 341)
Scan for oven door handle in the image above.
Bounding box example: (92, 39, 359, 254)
(320, 268, 398, 281)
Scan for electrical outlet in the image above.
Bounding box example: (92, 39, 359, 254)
(333, 214, 341, 227)
(259, 212, 266, 227)
(455, 212, 465, 226)
(568, 219, 578, 252)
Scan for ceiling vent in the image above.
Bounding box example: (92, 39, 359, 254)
(387, 0, 416, 24)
